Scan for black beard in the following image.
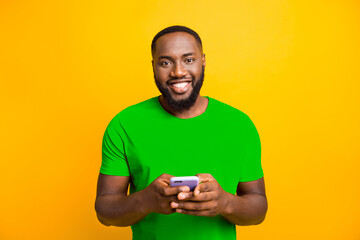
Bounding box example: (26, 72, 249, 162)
(154, 67, 205, 113)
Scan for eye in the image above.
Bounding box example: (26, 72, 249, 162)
(185, 58, 195, 63)
(160, 61, 171, 66)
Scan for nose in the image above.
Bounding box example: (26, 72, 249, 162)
(170, 63, 187, 78)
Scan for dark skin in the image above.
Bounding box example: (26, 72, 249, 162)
(95, 32, 267, 226)
(153, 32, 208, 119)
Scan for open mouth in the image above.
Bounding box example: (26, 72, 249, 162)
(168, 81, 192, 94)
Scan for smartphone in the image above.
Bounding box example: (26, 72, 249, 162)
(170, 176, 199, 191)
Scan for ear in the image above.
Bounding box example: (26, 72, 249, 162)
(151, 60, 156, 72)
(202, 54, 206, 67)
(151, 60, 156, 76)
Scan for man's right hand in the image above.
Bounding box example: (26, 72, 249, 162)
(142, 173, 190, 215)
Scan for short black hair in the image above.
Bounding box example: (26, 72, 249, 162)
(151, 25, 203, 56)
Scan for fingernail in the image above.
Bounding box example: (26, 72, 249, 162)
(178, 193, 185, 200)
(176, 209, 182, 213)
(171, 202, 179, 208)
(180, 187, 189, 192)
(195, 190, 200, 196)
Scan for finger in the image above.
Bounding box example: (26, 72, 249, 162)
(176, 209, 216, 216)
(159, 173, 175, 185)
(177, 191, 195, 200)
(160, 185, 190, 196)
(194, 185, 200, 197)
(173, 201, 216, 211)
(160, 173, 174, 179)
(195, 173, 214, 183)
(158, 178, 171, 187)
(167, 195, 179, 203)
(194, 181, 214, 196)
(179, 191, 216, 201)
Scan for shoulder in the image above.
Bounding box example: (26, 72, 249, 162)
(209, 97, 252, 121)
(108, 96, 158, 126)
(209, 97, 260, 136)
(119, 96, 158, 116)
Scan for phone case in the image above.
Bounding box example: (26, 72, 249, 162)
(170, 176, 199, 191)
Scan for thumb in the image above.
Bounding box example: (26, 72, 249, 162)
(194, 185, 200, 196)
(179, 186, 190, 193)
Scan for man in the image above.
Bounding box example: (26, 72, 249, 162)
(95, 25, 267, 240)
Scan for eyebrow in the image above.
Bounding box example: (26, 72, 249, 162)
(158, 52, 195, 61)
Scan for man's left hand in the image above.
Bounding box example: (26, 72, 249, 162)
(170, 173, 230, 217)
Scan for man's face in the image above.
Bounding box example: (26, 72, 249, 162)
(152, 32, 206, 112)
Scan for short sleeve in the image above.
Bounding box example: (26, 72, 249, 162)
(238, 115, 264, 182)
(100, 116, 130, 176)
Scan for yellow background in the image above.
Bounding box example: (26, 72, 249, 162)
(1, 0, 359, 239)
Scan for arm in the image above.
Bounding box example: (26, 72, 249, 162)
(221, 177, 267, 226)
(95, 173, 151, 227)
(95, 173, 191, 227)
(170, 174, 267, 226)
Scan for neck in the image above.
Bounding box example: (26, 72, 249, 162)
(159, 95, 208, 119)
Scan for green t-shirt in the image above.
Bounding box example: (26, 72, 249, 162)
(100, 95, 263, 240)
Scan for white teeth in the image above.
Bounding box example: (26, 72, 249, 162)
(172, 82, 189, 88)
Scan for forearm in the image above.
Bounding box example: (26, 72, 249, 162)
(221, 192, 268, 226)
(95, 190, 151, 227)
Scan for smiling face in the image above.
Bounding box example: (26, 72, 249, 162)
(152, 32, 206, 112)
